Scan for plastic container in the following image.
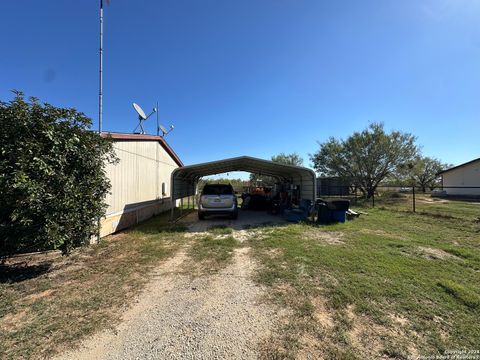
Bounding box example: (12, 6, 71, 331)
(332, 210, 346, 223)
(327, 200, 350, 211)
(315, 200, 330, 224)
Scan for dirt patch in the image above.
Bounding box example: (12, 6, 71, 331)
(304, 230, 345, 245)
(417, 197, 449, 204)
(311, 297, 334, 329)
(0, 309, 30, 331)
(417, 246, 458, 260)
(266, 248, 284, 259)
(297, 334, 324, 360)
(389, 313, 408, 326)
(23, 289, 56, 303)
(233, 229, 253, 242)
(346, 305, 418, 358)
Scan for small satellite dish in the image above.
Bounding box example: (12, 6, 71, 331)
(133, 103, 147, 120)
(132, 102, 157, 134)
(159, 124, 175, 137)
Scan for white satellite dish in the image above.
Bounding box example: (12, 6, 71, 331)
(133, 103, 147, 120)
(159, 124, 175, 137)
(132, 102, 156, 134)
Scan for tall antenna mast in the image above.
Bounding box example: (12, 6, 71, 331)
(98, 0, 104, 134)
(156, 101, 159, 136)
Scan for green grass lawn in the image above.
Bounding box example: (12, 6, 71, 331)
(248, 200, 480, 359)
(1, 197, 478, 359)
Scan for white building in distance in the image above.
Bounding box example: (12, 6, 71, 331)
(438, 158, 480, 197)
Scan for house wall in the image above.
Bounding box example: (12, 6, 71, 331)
(100, 140, 179, 237)
(443, 160, 480, 196)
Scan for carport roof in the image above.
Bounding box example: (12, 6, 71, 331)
(171, 156, 317, 201)
(174, 156, 314, 180)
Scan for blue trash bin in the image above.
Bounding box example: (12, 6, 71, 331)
(332, 210, 346, 223)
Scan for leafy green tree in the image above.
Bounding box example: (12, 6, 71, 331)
(407, 156, 451, 192)
(197, 177, 248, 191)
(0, 92, 117, 257)
(310, 123, 418, 198)
(270, 153, 304, 166)
(249, 152, 304, 185)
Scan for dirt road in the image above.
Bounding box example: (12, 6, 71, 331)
(57, 211, 285, 360)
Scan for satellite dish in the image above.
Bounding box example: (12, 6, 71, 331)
(133, 103, 147, 120)
(132, 102, 157, 134)
(159, 124, 175, 137)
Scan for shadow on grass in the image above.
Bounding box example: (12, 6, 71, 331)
(0, 262, 52, 284)
(125, 211, 189, 235)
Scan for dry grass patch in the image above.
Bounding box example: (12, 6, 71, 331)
(303, 229, 345, 245)
(416, 246, 459, 260)
(0, 212, 187, 360)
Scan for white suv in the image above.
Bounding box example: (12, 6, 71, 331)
(198, 184, 238, 220)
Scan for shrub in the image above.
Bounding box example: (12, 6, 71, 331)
(0, 91, 117, 256)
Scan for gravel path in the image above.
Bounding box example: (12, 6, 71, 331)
(57, 245, 277, 360)
(181, 209, 287, 233)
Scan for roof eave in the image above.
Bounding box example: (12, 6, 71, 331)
(100, 132, 183, 167)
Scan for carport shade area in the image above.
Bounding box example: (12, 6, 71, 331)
(171, 156, 317, 205)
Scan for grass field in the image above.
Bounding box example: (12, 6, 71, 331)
(247, 198, 480, 358)
(0, 197, 479, 359)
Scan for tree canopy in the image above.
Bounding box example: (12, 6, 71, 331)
(402, 156, 451, 192)
(310, 123, 418, 198)
(249, 152, 304, 185)
(0, 92, 117, 257)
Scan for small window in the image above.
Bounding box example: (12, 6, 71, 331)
(162, 182, 166, 197)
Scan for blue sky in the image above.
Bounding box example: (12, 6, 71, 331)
(1, 0, 479, 174)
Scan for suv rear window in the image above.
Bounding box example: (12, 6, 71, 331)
(202, 184, 234, 195)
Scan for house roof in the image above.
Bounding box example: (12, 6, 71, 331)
(100, 132, 183, 167)
(437, 157, 480, 175)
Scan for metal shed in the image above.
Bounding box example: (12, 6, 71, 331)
(171, 156, 317, 205)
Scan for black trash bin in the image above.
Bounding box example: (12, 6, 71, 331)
(327, 199, 350, 211)
(315, 200, 331, 224)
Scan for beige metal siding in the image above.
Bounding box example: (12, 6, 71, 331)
(443, 160, 480, 196)
(105, 141, 179, 215)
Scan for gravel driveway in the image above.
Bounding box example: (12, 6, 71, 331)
(57, 211, 285, 360)
(181, 209, 287, 233)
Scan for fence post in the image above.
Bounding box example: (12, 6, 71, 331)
(372, 192, 375, 207)
(412, 185, 416, 213)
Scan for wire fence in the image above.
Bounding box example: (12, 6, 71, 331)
(317, 185, 480, 221)
(174, 185, 480, 223)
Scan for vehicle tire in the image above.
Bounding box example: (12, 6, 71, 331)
(198, 212, 205, 220)
(231, 211, 238, 220)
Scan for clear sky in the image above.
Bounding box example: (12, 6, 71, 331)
(1, 0, 479, 172)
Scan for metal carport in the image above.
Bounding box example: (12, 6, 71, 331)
(171, 156, 316, 212)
